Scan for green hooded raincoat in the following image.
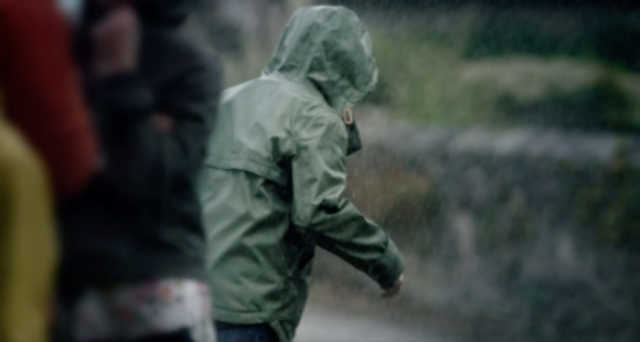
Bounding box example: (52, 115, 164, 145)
(199, 6, 405, 341)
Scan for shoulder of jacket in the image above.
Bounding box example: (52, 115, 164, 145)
(292, 102, 346, 140)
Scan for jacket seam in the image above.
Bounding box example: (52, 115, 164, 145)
(204, 154, 288, 185)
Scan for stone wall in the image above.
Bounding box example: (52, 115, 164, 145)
(318, 110, 640, 341)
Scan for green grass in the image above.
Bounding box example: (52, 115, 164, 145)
(366, 11, 640, 130)
(464, 9, 640, 72)
(368, 27, 502, 127)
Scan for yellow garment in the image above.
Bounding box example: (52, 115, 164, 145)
(0, 99, 58, 342)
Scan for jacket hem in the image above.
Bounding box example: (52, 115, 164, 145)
(212, 306, 289, 325)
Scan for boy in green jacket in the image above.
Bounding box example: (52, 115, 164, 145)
(199, 6, 405, 342)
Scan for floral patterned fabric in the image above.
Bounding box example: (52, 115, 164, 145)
(56, 279, 215, 342)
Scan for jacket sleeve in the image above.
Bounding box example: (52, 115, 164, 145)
(0, 0, 99, 200)
(94, 54, 222, 204)
(291, 110, 405, 289)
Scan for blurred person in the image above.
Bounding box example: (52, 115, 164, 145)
(55, 0, 222, 341)
(0, 0, 99, 340)
(199, 6, 405, 342)
(0, 0, 99, 201)
(0, 97, 57, 342)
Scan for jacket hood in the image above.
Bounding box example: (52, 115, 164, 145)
(264, 6, 377, 154)
(265, 6, 378, 110)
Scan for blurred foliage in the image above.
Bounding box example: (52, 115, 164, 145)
(465, 11, 640, 72)
(367, 26, 502, 127)
(363, 7, 640, 130)
(464, 11, 593, 61)
(498, 75, 639, 132)
(595, 19, 640, 72)
(203, 3, 640, 131)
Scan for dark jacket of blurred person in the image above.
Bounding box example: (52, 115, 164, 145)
(55, 0, 222, 341)
(1, 0, 99, 340)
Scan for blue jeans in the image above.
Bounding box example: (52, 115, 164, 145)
(215, 322, 278, 342)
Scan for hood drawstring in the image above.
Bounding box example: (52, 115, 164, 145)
(342, 108, 354, 125)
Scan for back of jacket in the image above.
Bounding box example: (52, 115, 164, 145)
(201, 76, 325, 338)
(199, 7, 405, 342)
(204, 76, 323, 187)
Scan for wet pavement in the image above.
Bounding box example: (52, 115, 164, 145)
(296, 303, 458, 342)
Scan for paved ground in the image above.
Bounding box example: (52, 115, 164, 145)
(295, 303, 458, 342)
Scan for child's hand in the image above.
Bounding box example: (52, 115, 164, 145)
(382, 274, 404, 298)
